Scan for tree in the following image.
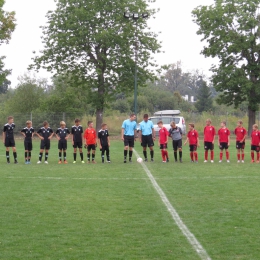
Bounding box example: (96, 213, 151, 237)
(192, 0, 260, 135)
(29, 0, 161, 130)
(195, 81, 213, 112)
(0, 0, 16, 87)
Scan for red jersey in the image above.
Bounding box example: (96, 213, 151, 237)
(84, 128, 96, 145)
(204, 125, 216, 142)
(251, 130, 260, 146)
(159, 127, 168, 144)
(234, 127, 247, 142)
(218, 128, 230, 143)
(187, 130, 199, 145)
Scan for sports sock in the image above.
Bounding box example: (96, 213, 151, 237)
(190, 152, 194, 161)
(45, 153, 48, 161)
(80, 152, 83, 161)
(13, 152, 17, 161)
(242, 153, 245, 160)
(210, 150, 214, 160)
(92, 153, 95, 161)
(129, 151, 133, 160)
(87, 153, 90, 161)
(63, 152, 66, 160)
(39, 152, 43, 161)
(25, 152, 27, 161)
(150, 150, 154, 159)
(124, 150, 128, 160)
(28, 152, 31, 162)
(194, 152, 198, 161)
(237, 153, 240, 160)
(179, 151, 182, 159)
(6, 151, 9, 162)
(205, 150, 208, 160)
(161, 150, 164, 161)
(257, 152, 260, 161)
(143, 151, 147, 159)
(73, 153, 76, 161)
(59, 152, 62, 161)
(174, 151, 177, 161)
(220, 151, 223, 160)
(251, 151, 254, 160)
(165, 150, 169, 159)
(226, 151, 229, 160)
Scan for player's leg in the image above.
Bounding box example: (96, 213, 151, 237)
(219, 143, 223, 162)
(160, 145, 165, 162)
(210, 143, 214, 163)
(251, 146, 255, 163)
(256, 146, 260, 163)
(173, 141, 178, 162)
(73, 145, 77, 162)
(225, 144, 230, 162)
(58, 149, 62, 164)
(194, 145, 198, 162)
(123, 135, 129, 163)
(128, 137, 134, 162)
(106, 146, 110, 162)
(92, 145, 96, 163)
(44, 147, 49, 163)
(87, 146, 91, 163)
(178, 139, 183, 163)
(241, 143, 245, 162)
(189, 145, 194, 162)
(101, 146, 105, 163)
(38, 147, 44, 163)
(28, 142, 32, 163)
(204, 142, 209, 162)
(79, 146, 84, 163)
(143, 146, 147, 161)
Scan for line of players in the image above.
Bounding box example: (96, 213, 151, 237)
(3, 117, 110, 164)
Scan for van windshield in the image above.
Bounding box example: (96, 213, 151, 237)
(150, 117, 180, 124)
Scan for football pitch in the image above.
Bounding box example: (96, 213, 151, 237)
(1, 139, 260, 259)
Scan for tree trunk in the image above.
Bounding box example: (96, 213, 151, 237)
(248, 108, 255, 136)
(95, 108, 103, 132)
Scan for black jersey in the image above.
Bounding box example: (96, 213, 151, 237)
(56, 127, 70, 142)
(71, 125, 83, 142)
(37, 127, 53, 141)
(21, 127, 34, 142)
(3, 123, 15, 139)
(98, 129, 109, 146)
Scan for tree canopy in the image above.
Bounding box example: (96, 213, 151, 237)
(192, 0, 260, 134)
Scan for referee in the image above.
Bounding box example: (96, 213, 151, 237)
(139, 114, 155, 162)
(121, 113, 137, 163)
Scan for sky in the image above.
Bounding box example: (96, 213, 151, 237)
(2, 0, 215, 88)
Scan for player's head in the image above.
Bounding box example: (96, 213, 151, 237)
(7, 116, 13, 123)
(157, 120, 163, 128)
(75, 118, 80, 126)
(60, 121, 66, 128)
(221, 121, 226, 128)
(237, 120, 243, 127)
(189, 123, 194, 130)
(170, 121, 176, 128)
(88, 121, 93, 128)
(143, 114, 149, 122)
(43, 121, 49, 128)
(253, 124, 258, 131)
(130, 113, 136, 121)
(26, 120, 32, 127)
(206, 119, 211, 126)
(101, 123, 107, 130)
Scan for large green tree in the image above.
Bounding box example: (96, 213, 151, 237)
(0, 0, 15, 88)
(30, 0, 161, 129)
(192, 0, 260, 135)
(195, 80, 213, 112)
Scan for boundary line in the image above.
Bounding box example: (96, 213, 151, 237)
(133, 149, 211, 260)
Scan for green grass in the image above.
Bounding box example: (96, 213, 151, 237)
(0, 139, 260, 259)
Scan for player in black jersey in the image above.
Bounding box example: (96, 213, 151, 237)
(21, 120, 34, 164)
(56, 121, 70, 164)
(3, 116, 18, 164)
(36, 121, 54, 164)
(98, 123, 111, 163)
(71, 118, 84, 163)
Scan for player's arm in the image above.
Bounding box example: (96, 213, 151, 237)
(2, 131, 6, 144)
(134, 129, 137, 141)
(241, 130, 247, 143)
(197, 136, 200, 147)
(55, 133, 60, 140)
(65, 133, 70, 140)
(184, 136, 189, 145)
(152, 127, 155, 140)
(49, 131, 54, 139)
(20, 130, 26, 138)
(107, 136, 110, 146)
(165, 133, 168, 144)
(139, 130, 142, 143)
(121, 128, 125, 141)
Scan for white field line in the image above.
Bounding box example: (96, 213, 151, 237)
(133, 149, 211, 260)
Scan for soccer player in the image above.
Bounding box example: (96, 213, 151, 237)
(169, 121, 183, 163)
(98, 123, 110, 163)
(84, 121, 97, 163)
(184, 123, 199, 163)
(36, 121, 54, 164)
(204, 119, 216, 163)
(3, 116, 18, 164)
(139, 114, 155, 162)
(234, 120, 247, 163)
(71, 118, 84, 163)
(250, 124, 260, 163)
(56, 121, 70, 164)
(21, 120, 34, 164)
(121, 113, 137, 163)
(157, 120, 169, 163)
(218, 121, 230, 163)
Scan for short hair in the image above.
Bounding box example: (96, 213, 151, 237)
(143, 114, 149, 118)
(206, 118, 212, 123)
(238, 120, 243, 124)
(157, 120, 163, 125)
(8, 116, 13, 120)
(101, 123, 107, 127)
(253, 124, 258, 129)
(189, 123, 195, 128)
(221, 121, 226, 125)
(26, 120, 32, 125)
(75, 118, 80, 123)
(60, 121, 66, 126)
(130, 113, 136, 117)
(43, 121, 49, 126)
(170, 121, 176, 127)
(88, 121, 93, 126)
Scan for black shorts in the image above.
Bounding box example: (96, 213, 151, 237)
(236, 141, 245, 150)
(172, 139, 182, 150)
(219, 142, 229, 150)
(204, 142, 214, 150)
(141, 135, 154, 148)
(5, 138, 15, 147)
(87, 144, 96, 151)
(24, 141, 32, 151)
(251, 145, 260, 152)
(124, 135, 135, 148)
(160, 144, 168, 149)
(73, 141, 82, 148)
(58, 141, 67, 150)
(100, 145, 109, 152)
(189, 145, 197, 152)
(40, 140, 50, 150)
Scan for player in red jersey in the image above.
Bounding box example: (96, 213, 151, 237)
(184, 123, 199, 163)
(84, 121, 97, 163)
(218, 121, 230, 163)
(203, 119, 216, 163)
(157, 121, 169, 162)
(250, 124, 260, 163)
(234, 120, 247, 163)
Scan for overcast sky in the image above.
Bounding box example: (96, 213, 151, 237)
(2, 0, 215, 88)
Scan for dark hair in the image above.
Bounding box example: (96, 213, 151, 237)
(88, 121, 93, 126)
(75, 118, 80, 123)
(189, 123, 195, 128)
(130, 113, 136, 117)
(157, 120, 163, 125)
(8, 116, 13, 120)
(143, 114, 149, 118)
(43, 121, 49, 126)
(101, 123, 107, 127)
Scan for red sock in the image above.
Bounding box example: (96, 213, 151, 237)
(165, 150, 168, 160)
(161, 150, 164, 161)
(205, 150, 208, 160)
(226, 151, 229, 160)
(194, 152, 198, 161)
(242, 153, 245, 160)
(251, 152, 254, 161)
(237, 153, 240, 160)
(190, 152, 194, 161)
(220, 152, 223, 160)
(211, 150, 214, 160)
(257, 153, 260, 161)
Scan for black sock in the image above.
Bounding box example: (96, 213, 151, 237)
(13, 152, 17, 161)
(129, 151, 133, 160)
(101, 151, 105, 161)
(150, 150, 154, 159)
(45, 153, 48, 161)
(25, 152, 27, 161)
(92, 153, 95, 161)
(143, 151, 147, 158)
(174, 151, 177, 160)
(39, 152, 43, 161)
(63, 152, 66, 160)
(6, 151, 10, 161)
(28, 152, 31, 161)
(179, 151, 182, 159)
(80, 152, 83, 161)
(59, 152, 62, 161)
(74, 153, 76, 161)
(87, 153, 90, 161)
(124, 150, 128, 160)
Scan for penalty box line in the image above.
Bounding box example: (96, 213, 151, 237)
(133, 149, 211, 260)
